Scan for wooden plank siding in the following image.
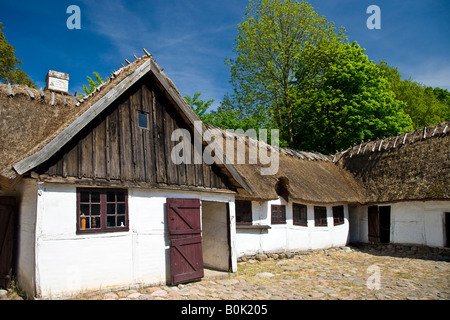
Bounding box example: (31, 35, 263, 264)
(36, 75, 231, 191)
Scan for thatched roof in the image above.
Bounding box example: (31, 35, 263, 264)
(207, 127, 366, 204)
(0, 56, 150, 189)
(336, 122, 450, 203)
(0, 52, 251, 193)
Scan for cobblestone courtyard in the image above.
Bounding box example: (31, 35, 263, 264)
(2, 245, 449, 300)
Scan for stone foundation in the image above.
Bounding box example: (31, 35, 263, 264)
(237, 246, 353, 262)
(351, 242, 450, 260)
(237, 243, 450, 263)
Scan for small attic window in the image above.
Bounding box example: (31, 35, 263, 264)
(138, 111, 148, 129)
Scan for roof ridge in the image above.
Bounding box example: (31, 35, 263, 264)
(205, 125, 331, 162)
(76, 49, 152, 106)
(0, 83, 78, 106)
(334, 121, 450, 163)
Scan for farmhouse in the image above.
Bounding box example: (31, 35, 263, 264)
(214, 122, 449, 257)
(0, 50, 448, 299)
(336, 123, 450, 247)
(205, 127, 365, 256)
(0, 52, 253, 298)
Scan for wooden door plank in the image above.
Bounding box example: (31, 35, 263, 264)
(166, 198, 203, 285)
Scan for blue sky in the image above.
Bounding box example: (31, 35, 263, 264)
(1, 0, 449, 109)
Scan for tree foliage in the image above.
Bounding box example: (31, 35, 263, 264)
(184, 92, 215, 123)
(223, 0, 346, 146)
(293, 42, 412, 153)
(377, 60, 450, 127)
(0, 22, 35, 87)
(78, 72, 109, 97)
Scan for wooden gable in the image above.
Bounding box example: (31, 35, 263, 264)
(35, 74, 232, 191)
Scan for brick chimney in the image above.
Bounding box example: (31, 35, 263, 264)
(45, 70, 69, 93)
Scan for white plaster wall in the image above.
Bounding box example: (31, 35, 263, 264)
(34, 183, 235, 299)
(348, 201, 450, 247)
(14, 179, 38, 298)
(391, 201, 449, 246)
(235, 199, 350, 256)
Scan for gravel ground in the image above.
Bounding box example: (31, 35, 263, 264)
(2, 245, 448, 301)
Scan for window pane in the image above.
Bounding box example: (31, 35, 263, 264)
(280, 206, 286, 221)
(138, 112, 148, 128)
(91, 204, 101, 216)
(301, 211, 307, 222)
(314, 206, 327, 226)
(80, 204, 90, 216)
(117, 192, 125, 202)
(91, 192, 100, 203)
(107, 216, 116, 227)
(236, 200, 252, 224)
(91, 216, 100, 228)
(80, 192, 89, 203)
(107, 203, 116, 215)
(293, 203, 307, 226)
(293, 211, 299, 223)
(272, 209, 278, 220)
(107, 191, 115, 202)
(333, 205, 344, 225)
(117, 203, 125, 215)
(117, 216, 126, 227)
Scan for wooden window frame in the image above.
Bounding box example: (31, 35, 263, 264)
(235, 200, 252, 225)
(77, 188, 129, 234)
(293, 203, 308, 226)
(271, 204, 286, 224)
(314, 206, 328, 227)
(333, 205, 345, 226)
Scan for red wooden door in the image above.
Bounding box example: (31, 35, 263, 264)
(166, 198, 204, 285)
(0, 197, 15, 288)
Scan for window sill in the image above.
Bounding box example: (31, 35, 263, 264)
(236, 225, 271, 230)
(293, 223, 308, 227)
(77, 227, 129, 234)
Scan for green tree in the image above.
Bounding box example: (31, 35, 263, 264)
(432, 87, 450, 120)
(293, 42, 412, 153)
(0, 22, 35, 87)
(184, 92, 215, 123)
(224, 0, 346, 146)
(78, 72, 109, 97)
(377, 60, 450, 127)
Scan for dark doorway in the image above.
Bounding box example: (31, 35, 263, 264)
(368, 205, 391, 244)
(368, 206, 379, 242)
(379, 206, 391, 243)
(446, 212, 450, 248)
(0, 197, 15, 288)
